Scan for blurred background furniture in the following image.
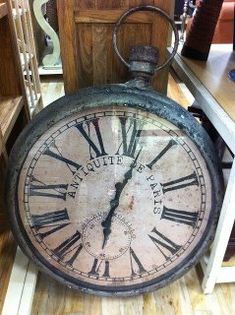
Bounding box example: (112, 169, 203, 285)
(185, 0, 235, 44)
(0, 0, 30, 312)
(179, 0, 196, 41)
(9, 0, 43, 116)
(171, 43, 235, 293)
(32, 0, 62, 74)
(57, 0, 174, 95)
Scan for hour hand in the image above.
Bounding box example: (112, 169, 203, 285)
(101, 147, 142, 249)
(101, 217, 112, 249)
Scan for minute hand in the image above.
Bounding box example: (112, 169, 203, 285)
(101, 148, 142, 248)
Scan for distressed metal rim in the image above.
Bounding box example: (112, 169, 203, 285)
(6, 85, 223, 296)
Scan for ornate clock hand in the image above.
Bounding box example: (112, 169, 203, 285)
(101, 148, 142, 249)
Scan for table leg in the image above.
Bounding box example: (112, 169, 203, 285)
(201, 159, 235, 294)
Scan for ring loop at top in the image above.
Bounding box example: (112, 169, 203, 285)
(112, 5, 179, 73)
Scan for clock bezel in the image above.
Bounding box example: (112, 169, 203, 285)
(6, 84, 223, 296)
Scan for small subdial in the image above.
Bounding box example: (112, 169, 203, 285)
(82, 212, 134, 260)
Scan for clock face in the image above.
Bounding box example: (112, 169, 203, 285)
(15, 105, 213, 293)
(8, 84, 222, 296)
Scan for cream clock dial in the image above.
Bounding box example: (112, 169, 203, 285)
(7, 87, 222, 295)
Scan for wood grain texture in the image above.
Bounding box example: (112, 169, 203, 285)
(0, 1, 30, 291)
(0, 96, 24, 142)
(0, 148, 8, 233)
(31, 267, 235, 315)
(76, 24, 93, 88)
(58, 0, 173, 94)
(57, 0, 79, 93)
(0, 16, 21, 96)
(75, 10, 154, 23)
(0, 2, 7, 19)
(151, 0, 174, 94)
(0, 231, 16, 315)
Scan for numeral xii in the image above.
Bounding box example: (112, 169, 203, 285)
(117, 117, 143, 158)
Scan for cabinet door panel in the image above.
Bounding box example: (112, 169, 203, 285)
(58, 0, 173, 94)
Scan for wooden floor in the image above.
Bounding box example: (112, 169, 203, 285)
(32, 266, 235, 315)
(1, 74, 235, 315)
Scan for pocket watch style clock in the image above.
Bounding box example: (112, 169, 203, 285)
(7, 6, 223, 296)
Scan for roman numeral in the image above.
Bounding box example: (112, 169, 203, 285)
(65, 244, 83, 266)
(88, 259, 110, 278)
(147, 139, 177, 169)
(161, 206, 198, 227)
(43, 142, 81, 175)
(37, 223, 69, 240)
(29, 176, 68, 200)
(75, 118, 107, 160)
(53, 231, 82, 260)
(116, 117, 143, 158)
(129, 247, 146, 276)
(162, 171, 199, 193)
(31, 209, 69, 228)
(149, 227, 181, 259)
(31, 209, 70, 240)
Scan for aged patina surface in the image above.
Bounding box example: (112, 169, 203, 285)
(6, 6, 223, 296)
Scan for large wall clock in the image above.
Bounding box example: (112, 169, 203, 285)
(6, 6, 223, 296)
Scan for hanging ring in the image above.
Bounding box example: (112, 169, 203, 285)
(112, 5, 179, 73)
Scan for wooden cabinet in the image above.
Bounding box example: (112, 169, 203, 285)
(58, 0, 174, 95)
(0, 3, 30, 311)
(0, 3, 29, 150)
(0, 0, 29, 170)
